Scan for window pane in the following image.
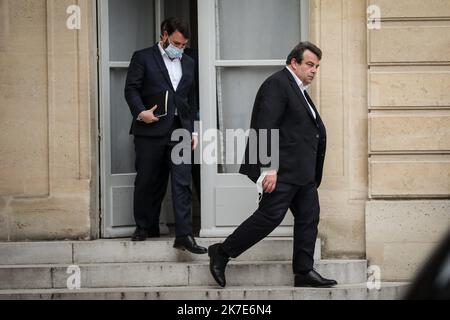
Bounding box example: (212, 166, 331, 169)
(110, 69, 135, 174)
(217, 66, 283, 173)
(109, 0, 155, 61)
(217, 0, 301, 60)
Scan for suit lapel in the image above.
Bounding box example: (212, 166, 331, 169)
(152, 44, 175, 92)
(177, 55, 189, 92)
(284, 69, 318, 125)
(303, 90, 322, 123)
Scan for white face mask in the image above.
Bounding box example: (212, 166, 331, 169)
(164, 39, 184, 59)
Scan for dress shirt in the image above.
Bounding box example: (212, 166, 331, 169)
(285, 66, 316, 120)
(137, 43, 183, 121)
(158, 43, 183, 91)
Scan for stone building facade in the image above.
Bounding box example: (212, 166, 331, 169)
(0, 0, 449, 281)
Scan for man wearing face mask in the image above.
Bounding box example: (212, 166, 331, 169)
(125, 17, 206, 255)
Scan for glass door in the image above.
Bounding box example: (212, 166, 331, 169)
(99, 0, 198, 238)
(99, 0, 163, 238)
(198, 0, 309, 237)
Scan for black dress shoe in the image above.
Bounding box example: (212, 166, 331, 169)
(173, 235, 208, 255)
(208, 244, 229, 288)
(131, 227, 148, 241)
(294, 269, 338, 288)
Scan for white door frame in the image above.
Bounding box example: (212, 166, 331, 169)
(198, 0, 309, 237)
(98, 0, 166, 238)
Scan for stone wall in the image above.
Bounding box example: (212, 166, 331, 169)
(0, 0, 98, 240)
(310, 0, 369, 259)
(309, 0, 450, 280)
(366, 0, 450, 281)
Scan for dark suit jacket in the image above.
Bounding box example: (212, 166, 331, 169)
(184, 48, 199, 121)
(124, 44, 197, 137)
(240, 68, 327, 187)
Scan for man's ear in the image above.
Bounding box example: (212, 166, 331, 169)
(290, 59, 298, 70)
(161, 31, 169, 41)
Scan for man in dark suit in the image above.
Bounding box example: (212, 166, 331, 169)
(124, 17, 206, 254)
(208, 42, 338, 287)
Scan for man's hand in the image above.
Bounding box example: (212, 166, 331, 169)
(192, 134, 199, 151)
(262, 170, 277, 193)
(139, 105, 160, 124)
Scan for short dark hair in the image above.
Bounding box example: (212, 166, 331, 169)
(286, 42, 322, 65)
(160, 17, 191, 39)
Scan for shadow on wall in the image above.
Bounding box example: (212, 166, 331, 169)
(404, 230, 450, 300)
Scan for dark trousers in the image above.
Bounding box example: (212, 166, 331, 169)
(192, 161, 201, 202)
(221, 182, 320, 274)
(133, 118, 193, 237)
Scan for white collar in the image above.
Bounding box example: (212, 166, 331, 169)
(286, 66, 309, 92)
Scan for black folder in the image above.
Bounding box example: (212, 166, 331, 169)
(142, 91, 168, 118)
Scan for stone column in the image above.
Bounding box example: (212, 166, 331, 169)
(309, 0, 369, 259)
(0, 0, 98, 240)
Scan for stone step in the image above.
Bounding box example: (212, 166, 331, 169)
(0, 283, 409, 300)
(0, 260, 366, 290)
(0, 238, 321, 265)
